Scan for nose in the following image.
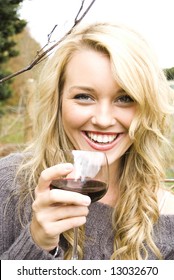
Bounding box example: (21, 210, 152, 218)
(91, 102, 116, 128)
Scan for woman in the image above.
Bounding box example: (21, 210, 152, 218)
(0, 22, 174, 260)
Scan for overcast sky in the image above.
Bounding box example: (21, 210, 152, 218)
(19, 0, 174, 68)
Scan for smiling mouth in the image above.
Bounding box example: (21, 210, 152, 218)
(85, 131, 118, 144)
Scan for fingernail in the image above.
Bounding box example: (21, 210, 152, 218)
(83, 196, 91, 205)
(65, 163, 73, 170)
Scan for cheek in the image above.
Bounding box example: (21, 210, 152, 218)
(116, 107, 136, 129)
(62, 108, 77, 129)
(62, 104, 87, 130)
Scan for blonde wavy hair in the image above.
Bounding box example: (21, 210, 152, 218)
(17, 22, 174, 259)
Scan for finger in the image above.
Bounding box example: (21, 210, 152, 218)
(34, 206, 89, 228)
(32, 189, 91, 211)
(36, 163, 74, 193)
(49, 189, 91, 206)
(54, 205, 89, 221)
(37, 205, 89, 223)
(34, 189, 91, 208)
(57, 216, 87, 233)
(50, 216, 87, 236)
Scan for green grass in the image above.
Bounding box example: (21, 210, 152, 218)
(0, 111, 25, 144)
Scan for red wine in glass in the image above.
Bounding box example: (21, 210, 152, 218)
(51, 178, 107, 202)
(52, 149, 108, 259)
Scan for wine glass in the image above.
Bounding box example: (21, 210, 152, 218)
(51, 149, 109, 260)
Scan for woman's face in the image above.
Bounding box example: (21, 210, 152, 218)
(62, 49, 136, 165)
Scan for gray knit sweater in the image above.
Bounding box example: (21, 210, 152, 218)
(0, 153, 174, 260)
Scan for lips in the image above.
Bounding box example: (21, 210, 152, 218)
(82, 131, 122, 151)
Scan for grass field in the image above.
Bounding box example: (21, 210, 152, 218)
(0, 111, 25, 144)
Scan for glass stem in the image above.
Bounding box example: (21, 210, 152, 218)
(71, 227, 78, 260)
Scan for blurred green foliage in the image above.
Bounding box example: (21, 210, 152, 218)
(0, 0, 26, 104)
(164, 67, 174, 81)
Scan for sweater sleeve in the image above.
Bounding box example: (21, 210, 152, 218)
(0, 224, 56, 260)
(0, 153, 65, 260)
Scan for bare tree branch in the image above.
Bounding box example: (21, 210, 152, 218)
(0, 0, 96, 83)
(75, 0, 85, 22)
(47, 24, 58, 43)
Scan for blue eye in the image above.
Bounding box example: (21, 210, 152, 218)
(74, 94, 93, 101)
(116, 95, 134, 103)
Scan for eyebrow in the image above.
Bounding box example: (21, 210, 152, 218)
(69, 86, 127, 94)
(69, 86, 95, 93)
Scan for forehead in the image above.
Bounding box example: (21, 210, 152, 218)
(65, 49, 112, 79)
(66, 49, 109, 70)
(64, 49, 119, 90)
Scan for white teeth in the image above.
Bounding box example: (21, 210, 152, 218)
(87, 132, 117, 144)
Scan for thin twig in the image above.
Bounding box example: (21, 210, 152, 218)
(75, 0, 85, 22)
(47, 24, 58, 43)
(0, 0, 96, 83)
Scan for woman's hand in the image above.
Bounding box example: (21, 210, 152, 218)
(30, 163, 91, 252)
